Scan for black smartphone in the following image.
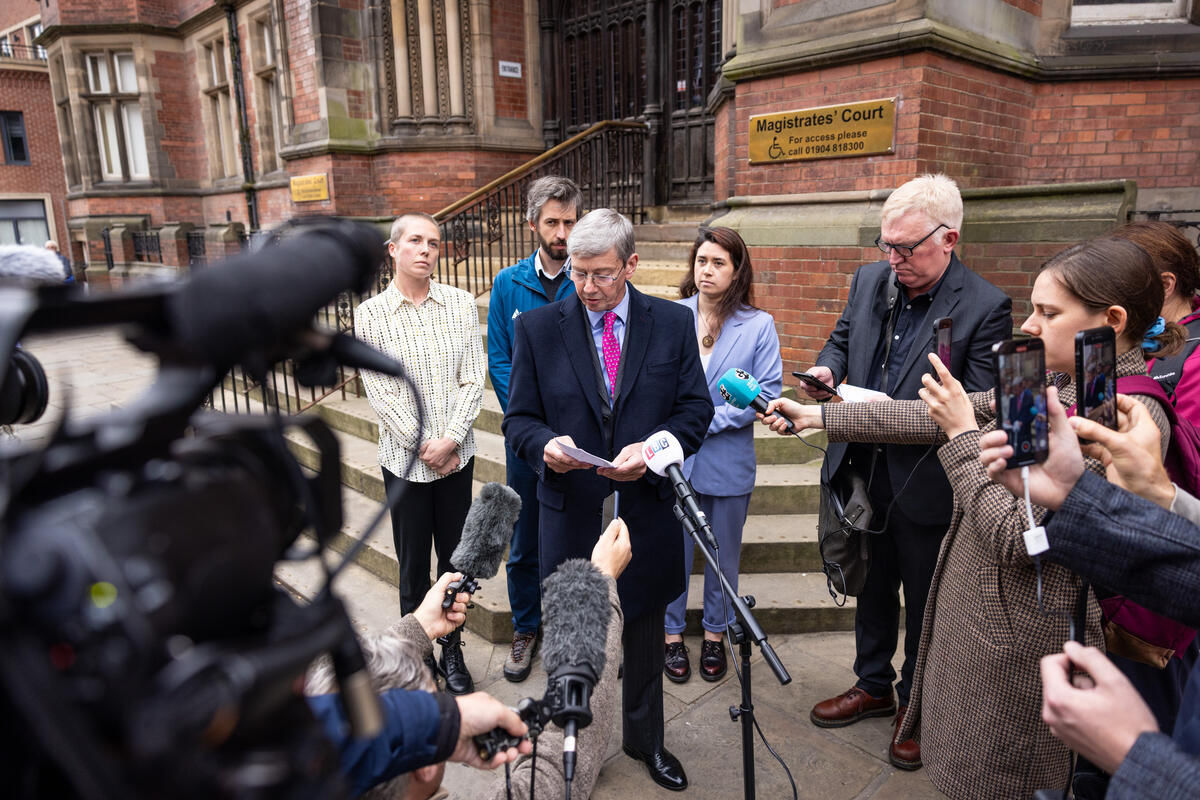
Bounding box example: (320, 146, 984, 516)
(933, 317, 952, 367)
(792, 371, 838, 397)
(992, 338, 1049, 469)
(1075, 326, 1117, 439)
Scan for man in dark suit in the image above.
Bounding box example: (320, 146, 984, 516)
(798, 174, 1012, 770)
(503, 208, 713, 792)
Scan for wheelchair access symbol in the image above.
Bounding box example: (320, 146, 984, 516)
(768, 137, 785, 160)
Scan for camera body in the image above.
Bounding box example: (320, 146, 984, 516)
(0, 220, 389, 799)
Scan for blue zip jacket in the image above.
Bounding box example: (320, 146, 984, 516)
(308, 688, 459, 797)
(487, 251, 575, 410)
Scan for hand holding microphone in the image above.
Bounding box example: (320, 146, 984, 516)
(441, 483, 522, 610)
(718, 367, 796, 434)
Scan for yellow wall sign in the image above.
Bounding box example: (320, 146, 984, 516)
(290, 174, 330, 202)
(749, 98, 896, 164)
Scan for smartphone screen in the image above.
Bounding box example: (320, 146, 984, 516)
(993, 339, 1049, 468)
(1076, 327, 1117, 434)
(934, 317, 952, 367)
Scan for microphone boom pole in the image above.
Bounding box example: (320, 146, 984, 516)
(672, 503, 790, 800)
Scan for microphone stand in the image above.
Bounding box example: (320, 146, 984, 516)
(672, 503, 791, 800)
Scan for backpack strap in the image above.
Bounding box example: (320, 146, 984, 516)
(1148, 316, 1200, 398)
(1116, 375, 1178, 426)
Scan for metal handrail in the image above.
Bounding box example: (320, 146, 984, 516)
(212, 121, 650, 416)
(435, 120, 649, 219)
(432, 121, 649, 298)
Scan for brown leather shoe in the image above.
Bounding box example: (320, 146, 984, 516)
(810, 686, 896, 728)
(889, 705, 923, 770)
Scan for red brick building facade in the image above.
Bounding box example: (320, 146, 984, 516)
(10, 0, 1200, 371)
(713, 0, 1200, 370)
(37, 0, 547, 281)
(0, 3, 70, 266)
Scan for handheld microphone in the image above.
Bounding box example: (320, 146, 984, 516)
(0, 245, 71, 284)
(718, 367, 794, 434)
(542, 558, 611, 786)
(442, 482, 522, 609)
(643, 430, 720, 553)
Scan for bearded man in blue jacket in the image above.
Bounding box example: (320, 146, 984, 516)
(487, 175, 581, 682)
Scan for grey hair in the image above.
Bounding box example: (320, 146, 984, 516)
(525, 175, 582, 224)
(389, 212, 439, 244)
(305, 627, 436, 800)
(305, 627, 435, 696)
(881, 173, 964, 243)
(567, 208, 635, 264)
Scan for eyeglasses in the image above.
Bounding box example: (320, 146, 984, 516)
(564, 266, 622, 286)
(875, 223, 948, 258)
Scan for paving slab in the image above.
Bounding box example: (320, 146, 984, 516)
(277, 548, 942, 800)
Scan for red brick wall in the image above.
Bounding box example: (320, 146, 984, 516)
(1028, 81, 1200, 188)
(286, 0, 320, 128)
(0, 4, 38, 31)
(0, 69, 69, 247)
(725, 52, 1200, 372)
(491, 0, 528, 120)
(1003, 0, 1042, 15)
(149, 47, 208, 183)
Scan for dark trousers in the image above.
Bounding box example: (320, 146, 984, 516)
(382, 458, 474, 615)
(504, 444, 541, 634)
(852, 447, 946, 707)
(622, 604, 667, 754)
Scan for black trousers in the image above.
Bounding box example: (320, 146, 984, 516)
(382, 458, 474, 615)
(852, 446, 946, 707)
(622, 603, 667, 754)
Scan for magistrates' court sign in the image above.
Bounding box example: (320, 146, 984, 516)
(749, 98, 896, 164)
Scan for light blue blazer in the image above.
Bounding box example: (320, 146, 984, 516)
(678, 295, 782, 497)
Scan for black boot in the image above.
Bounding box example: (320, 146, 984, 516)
(439, 628, 474, 695)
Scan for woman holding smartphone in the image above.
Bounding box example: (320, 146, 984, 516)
(760, 237, 1183, 799)
(662, 227, 781, 683)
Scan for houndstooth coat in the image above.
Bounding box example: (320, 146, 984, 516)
(822, 347, 1168, 800)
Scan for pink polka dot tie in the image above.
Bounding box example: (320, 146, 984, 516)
(602, 311, 620, 398)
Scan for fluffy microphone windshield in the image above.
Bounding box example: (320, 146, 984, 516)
(449, 482, 521, 578)
(541, 559, 611, 677)
(0, 245, 67, 284)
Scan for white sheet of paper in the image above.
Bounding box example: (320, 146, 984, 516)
(558, 440, 616, 469)
(836, 384, 892, 403)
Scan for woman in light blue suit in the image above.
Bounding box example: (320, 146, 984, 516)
(664, 227, 782, 682)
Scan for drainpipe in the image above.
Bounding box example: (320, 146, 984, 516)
(224, 2, 259, 232)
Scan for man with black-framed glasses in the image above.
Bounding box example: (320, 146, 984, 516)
(797, 174, 1011, 771)
(503, 209, 713, 792)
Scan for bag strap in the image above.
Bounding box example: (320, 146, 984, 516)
(1115, 375, 1178, 426)
(879, 279, 902, 392)
(1149, 316, 1200, 398)
(867, 279, 903, 489)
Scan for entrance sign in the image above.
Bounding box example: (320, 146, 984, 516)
(749, 98, 896, 164)
(290, 174, 330, 203)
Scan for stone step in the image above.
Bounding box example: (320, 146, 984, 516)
(312, 392, 827, 467)
(633, 221, 708, 242)
(310, 482, 845, 643)
(283, 418, 822, 518)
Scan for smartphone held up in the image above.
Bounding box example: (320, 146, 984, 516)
(1075, 326, 1117, 440)
(992, 338, 1050, 469)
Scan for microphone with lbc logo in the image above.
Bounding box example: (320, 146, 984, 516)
(642, 430, 720, 553)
